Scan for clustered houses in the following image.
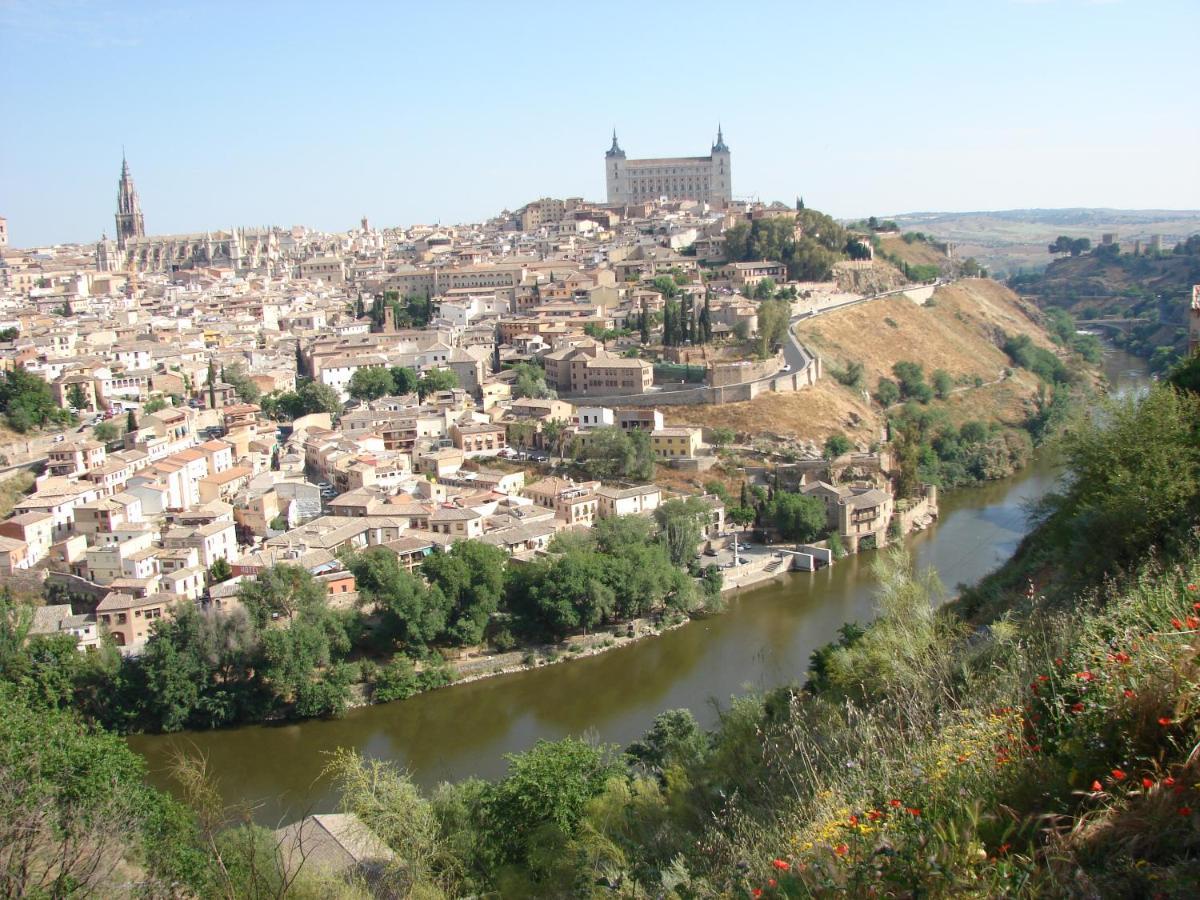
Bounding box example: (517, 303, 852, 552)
(0, 140, 897, 657)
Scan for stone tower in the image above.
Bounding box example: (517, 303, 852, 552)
(114, 154, 145, 249)
(711, 125, 731, 206)
(604, 129, 626, 206)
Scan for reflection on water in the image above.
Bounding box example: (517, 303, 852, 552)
(129, 347, 1149, 824)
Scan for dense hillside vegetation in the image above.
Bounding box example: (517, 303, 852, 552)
(1009, 237, 1200, 371)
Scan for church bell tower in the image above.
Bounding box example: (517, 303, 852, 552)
(114, 153, 146, 249)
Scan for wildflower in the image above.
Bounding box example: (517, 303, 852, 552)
(1112, 769, 1127, 781)
(1076, 671, 1095, 682)
(957, 754, 969, 763)
(1164, 777, 1176, 786)
(1030, 683, 1039, 696)
(848, 815, 858, 827)
(768, 879, 777, 888)
(1142, 777, 1154, 789)
(1091, 780, 1103, 792)
(834, 843, 849, 857)
(772, 859, 790, 871)
(997, 842, 1011, 856)
(1189, 584, 1198, 591)
(1071, 702, 1085, 713)
(1195, 600, 1200, 610)
(1112, 652, 1131, 664)
(907, 807, 922, 817)
(1055, 657, 1064, 667)
(753, 889, 763, 898)
(867, 810, 883, 822)
(1187, 616, 1200, 629)
(1158, 716, 1173, 726)
(1123, 689, 1135, 699)
(1038, 674, 1050, 682)
(889, 799, 902, 808)
(1180, 807, 1192, 817)
(1172, 618, 1184, 630)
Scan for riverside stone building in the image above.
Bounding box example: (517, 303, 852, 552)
(604, 128, 732, 207)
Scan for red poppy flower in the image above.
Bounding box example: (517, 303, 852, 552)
(848, 815, 858, 826)
(1187, 616, 1200, 629)
(1054, 657, 1064, 667)
(1030, 683, 1039, 695)
(1164, 776, 1176, 786)
(1142, 777, 1154, 789)
(1123, 689, 1135, 699)
(1071, 702, 1085, 713)
(907, 807, 921, 816)
(1180, 807, 1192, 817)
(753, 889, 763, 898)
(1159, 717, 1173, 726)
(1091, 780, 1103, 792)
(1189, 584, 1198, 591)
(1194, 601, 1200, 610)
(997, 842, 1011, 855)
(834, 843, 848, 856)
(1112, 769, 1127, 781)
(867, 810, 882, 821)
(1172, 618, 1184, 630)
(889, 799, 902, 807)
(1112, 652, 1130, 664)
(772, 859, 789, 871)
(1076, 671, 1095, 682)
(768, 878, 777, 888)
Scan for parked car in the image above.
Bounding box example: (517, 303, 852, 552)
(52, 434, 65, 443)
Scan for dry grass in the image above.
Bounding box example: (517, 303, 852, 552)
(666, 381, 878, 446)
(879, 235, 950, 268)
(796, 280, 1050, 388)
(668, 280, 1051, 445)
(0, 471, 35, 519)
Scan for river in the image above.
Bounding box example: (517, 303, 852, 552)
(129, 346, 1149, 825)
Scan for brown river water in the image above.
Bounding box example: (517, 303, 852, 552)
(128, 345, 1149, 825)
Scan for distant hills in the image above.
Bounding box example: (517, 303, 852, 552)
(886, 208, 1200, 276)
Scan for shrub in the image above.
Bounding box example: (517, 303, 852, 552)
(373, 658, 418, 702)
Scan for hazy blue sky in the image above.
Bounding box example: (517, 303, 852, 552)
(2, 0, 1197, 246)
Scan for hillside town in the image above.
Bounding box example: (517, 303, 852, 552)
(0, 133, 940, 660)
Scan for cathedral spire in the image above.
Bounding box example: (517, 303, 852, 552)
(114, 153, 145, 250)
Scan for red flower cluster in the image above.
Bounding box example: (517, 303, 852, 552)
(771, 859, 790, 871)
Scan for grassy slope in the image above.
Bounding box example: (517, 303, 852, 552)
(668, 279, 1057, 443)
(878, 235, 950, 269)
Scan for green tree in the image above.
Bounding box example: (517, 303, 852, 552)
(483, 738, 621, 869)
(94, 419, 122, 443)
(389, 366, 420, 396)
(223, 364, 261, 403)
(349, 549, 448, 650)
(875, 377, 901, 406)
(0, 367, 71, 432)
(67, 382, 88, 411)
(126, 408, 138, 433)
(347, 366, 396, 402)
(208, 557, 232, 583)
(0, 687, 193, 896)
(238, 564, 327, 627)
(421, 542, 507, 646)
(293, 379, 343, 417)
(626, 708, 708, 772)
(709, 426, 735, 450)
(823, 433, 853, 459)
(931, 369, 954, 399)
(511, 362, 554, 399)
(764, 492, 826, 542)
(417, 368, 459, 400)
(654, 497, 709, 568)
